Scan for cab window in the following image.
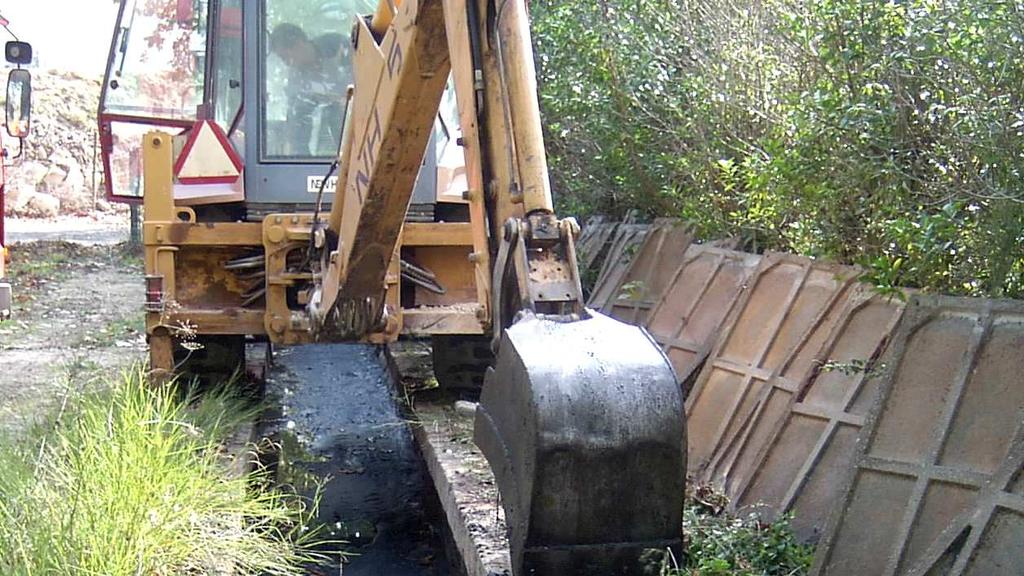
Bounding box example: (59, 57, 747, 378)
(211, 0, 243, 135)
(261, 0, 375, 160)
(103, 0, 208, 120)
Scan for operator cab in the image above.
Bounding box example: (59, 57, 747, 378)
(99, 0, 467, 221)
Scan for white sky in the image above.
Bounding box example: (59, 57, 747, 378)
(1, 0, 120, 77)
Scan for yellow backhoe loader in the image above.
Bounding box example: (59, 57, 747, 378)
(99, 0, 685, 573)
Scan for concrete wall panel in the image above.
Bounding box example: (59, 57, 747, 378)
(587, 223, 649, 311)
(730, 288, 905, 543)
(899, 425, 1023, 576)
(577, 216, 619, 276)
(685, 253, 859, 476)
(645, 245, 761, 388)
(812, 296, 1024, 576)
(606, 219, 694, 325)
(701, 269, 875, 498)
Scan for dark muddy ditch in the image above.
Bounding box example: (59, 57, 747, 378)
(259, 343, 453, 576)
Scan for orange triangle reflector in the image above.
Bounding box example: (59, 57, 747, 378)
(173, 119, 243, 185)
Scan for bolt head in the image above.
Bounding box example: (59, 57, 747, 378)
(270, 317, 286, 333)
(267, 225, 286, 244)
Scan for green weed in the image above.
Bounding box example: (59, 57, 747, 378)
(0, 366, 330, 575)
(678, 508, 813, 576)
(654, 485, 814, 576)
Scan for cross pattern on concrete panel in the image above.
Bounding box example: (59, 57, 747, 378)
(904, 422, 1024, 576)
(685, 253, 859, 475)
(587, 224, 649, 311)
(606, 220, 693, 325)
(813, 297, 1024, 576)
(729, 289, 905, 537)
(701, 269, 865, 493)
(645, 246, 761, 389)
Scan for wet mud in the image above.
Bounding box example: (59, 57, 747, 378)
(261, 343, 451, 576)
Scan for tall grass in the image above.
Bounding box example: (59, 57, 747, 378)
(0, 367, 328, 575)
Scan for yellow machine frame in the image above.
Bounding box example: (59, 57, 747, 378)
(140, 0, 559, 374)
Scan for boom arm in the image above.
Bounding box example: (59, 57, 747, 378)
(312, 0, 452, 336)
(312, 0, 588, 338)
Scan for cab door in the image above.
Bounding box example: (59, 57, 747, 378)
(100, 0, 244, 204)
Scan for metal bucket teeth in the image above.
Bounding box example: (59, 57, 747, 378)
(475, 311, 686, 575)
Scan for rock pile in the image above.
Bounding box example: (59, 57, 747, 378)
(3, 69, 114, 218)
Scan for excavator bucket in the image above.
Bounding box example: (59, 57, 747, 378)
(475, 311, 686, 575)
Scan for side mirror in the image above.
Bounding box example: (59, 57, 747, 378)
(6, 69, 31, 139)
(4, 41, 32, 66)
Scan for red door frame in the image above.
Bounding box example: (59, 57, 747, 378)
(98, 113, 193, 204)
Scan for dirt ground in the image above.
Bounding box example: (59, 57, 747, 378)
(0, 240, 146, 432)
(6, 214, 131, 245)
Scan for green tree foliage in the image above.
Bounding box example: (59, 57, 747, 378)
(532, 0, 1024, 297)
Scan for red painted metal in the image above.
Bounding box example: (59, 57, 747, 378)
(99, 114, 192, 204)
(219, 6, 242, 38)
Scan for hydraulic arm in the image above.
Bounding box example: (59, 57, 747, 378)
(308, 1, 687, 573)
(310, 0, 596, 342)
(310, 0, 452, 337)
